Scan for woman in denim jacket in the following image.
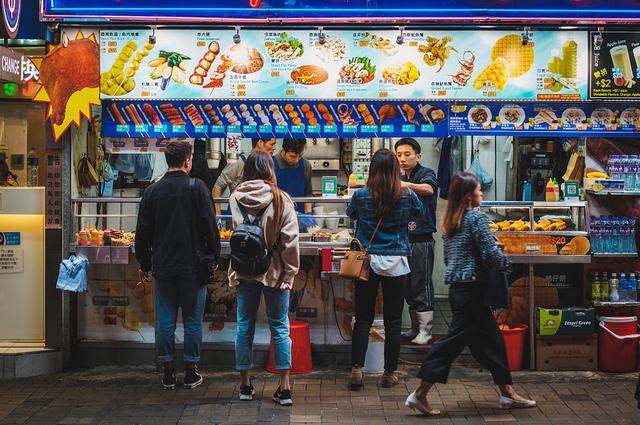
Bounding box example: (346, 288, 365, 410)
(405, 172, 535, 416)
(346, 149, 424, 390)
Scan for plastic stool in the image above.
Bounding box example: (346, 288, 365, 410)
(266, 320, 313, 375)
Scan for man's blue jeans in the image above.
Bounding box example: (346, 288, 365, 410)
(236, 280, 291, 371)
(154, 273, 206, 364)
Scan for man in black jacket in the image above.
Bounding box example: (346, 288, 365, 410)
(135, 141, 220, 390)
(396, 138, 439, 345)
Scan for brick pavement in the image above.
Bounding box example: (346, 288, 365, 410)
(0, 367, 638, 425)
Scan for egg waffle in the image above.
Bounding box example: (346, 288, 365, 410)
(491, 34, 534, 78)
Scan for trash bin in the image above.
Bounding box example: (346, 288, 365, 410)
(352, 315, 385, 373)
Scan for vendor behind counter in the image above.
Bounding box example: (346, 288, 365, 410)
(274, 138, 313, 214)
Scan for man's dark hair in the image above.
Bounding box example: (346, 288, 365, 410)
(394, 138, 421, 155)
(282, 138, 306, 154)
(164, 141, 193, 168)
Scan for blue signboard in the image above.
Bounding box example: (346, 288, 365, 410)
(101, 99, 450, 138)
(42, 0, 640, 22)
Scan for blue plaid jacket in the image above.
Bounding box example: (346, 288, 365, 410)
(346, 187, 425, 256)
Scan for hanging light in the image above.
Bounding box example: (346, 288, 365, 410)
(396, 26, 405, 45)
(233, 26, 241, 44)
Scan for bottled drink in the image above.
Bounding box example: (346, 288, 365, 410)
(601, 272, 610, 301)
(602, 217, 613, 253)
(608, 155, 620, 180)
(590, 218, 601, 254)
(635, 157, 640, 192)
(611, 217, 621, 253)
(626, 218, 635, 253)
(627, 155, 638, 190)
(630, 273, 638, 302)
(632, 218, 638, 253)
(27, 147, 38, 187)
(591, 272, 602, 302)
(610, 273, 620, 302)
(619, 273, 628, 302)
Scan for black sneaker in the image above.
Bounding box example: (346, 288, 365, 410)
(162, 368, 176, 390)
(183, 367, 203, 389)
(272, 387, 293, 406)
(239, 383, 256, 401)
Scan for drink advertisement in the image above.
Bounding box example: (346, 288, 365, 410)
(100, 29, 589, 101)
(590, 31, 640, 99)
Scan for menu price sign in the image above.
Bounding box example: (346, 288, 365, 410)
(45, 150, 62, 229)
(590, 31, 640, 99)
(0, 247, 23, 274)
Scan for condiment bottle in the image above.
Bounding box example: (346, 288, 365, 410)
(356, 174, 366, 187)
(552, 178, 561, 201)
(545, 178, 554, 202)
(103, 229, 111, 246)
(90, 229, 101, 246)
(348, 173, 356, 188)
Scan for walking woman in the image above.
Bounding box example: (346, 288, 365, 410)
(405, 171, 536, 416)
(229, 150, 300, 406)
(347, 149, 424, 389)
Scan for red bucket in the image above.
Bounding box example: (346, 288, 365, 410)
(501, 324, 528, 371)
(266, 320, 313, 375)
(598, 316, 640, 373)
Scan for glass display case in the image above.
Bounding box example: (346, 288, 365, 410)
(70, 195, 358, 346)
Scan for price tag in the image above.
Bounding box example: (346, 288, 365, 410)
(116, 124, 130, 133)
(361, 125, 378, 133)
(227, 125, 241, 133)
(134, 124, 148, 133)
(402, 125, 416, 133)
(210, 125, 225, 133)
(307, 125, 321, 133)
(381, 125, 394, 133)
(153, 125, 167, 132)
(324, 125, 337, 133)
(421, 124, 435, 132)
(258, 125, 273, 133)
(343, 124, 358, 133)
(172, 124, 186, 132)
(275, 125, 289, 134)
(194, 125, 208, 133)
(291, 125, 305, 133)
(243, 125, 258, 133)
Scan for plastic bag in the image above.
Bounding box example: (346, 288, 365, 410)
(467, 157, 493, 191)
(56, 255, 89, 293)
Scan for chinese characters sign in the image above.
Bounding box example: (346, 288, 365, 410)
(45, 150, 62, 229)
(0, 247, 23, 273)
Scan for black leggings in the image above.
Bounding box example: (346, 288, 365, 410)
(417, 283, 513, 385)
(351, 271, 406, 371)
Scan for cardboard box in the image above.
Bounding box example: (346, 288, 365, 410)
(537, 307, 595, 336)
(536, 335, 597, 371)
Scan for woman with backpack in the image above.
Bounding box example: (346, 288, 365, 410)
(346, 148, 425, 390)
(404, 172, 535, 416)
(228, 150, 300, 406)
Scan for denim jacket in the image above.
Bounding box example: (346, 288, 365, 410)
(347, 187, 425, 256)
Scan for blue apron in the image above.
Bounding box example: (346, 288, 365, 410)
(274, 156, 306, 213)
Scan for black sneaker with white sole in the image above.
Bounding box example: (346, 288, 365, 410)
(183, 367, 203, 389)
(239, 384, 256, 401)
(272, 387, 293, 406)
(162, 368, 176, 390)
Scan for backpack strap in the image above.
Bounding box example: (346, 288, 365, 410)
(238, 203, 267, 225)
(188, 178, 203, 253)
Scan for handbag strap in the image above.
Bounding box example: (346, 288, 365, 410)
(365, 217, 384, 252)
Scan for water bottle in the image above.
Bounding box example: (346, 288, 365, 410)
(627, 155, 638, 191)
(621, 156, 630, 189)
(608, 155, 619, 180)
(601, 217, 611, 253)
(627, 218, 635, 253)
(27, 147, 38, 187)
(590, 218, 600, 254)
(632, 218, 638, 253)
(601, 271, 610, 301)
(610, 273, 620, 302)
(619, 218, 629, 253)
(630, 273, 638, 302)
(635, 157, 640, 192)
(619, 273, 628, 302)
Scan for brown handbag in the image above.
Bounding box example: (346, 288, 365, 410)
(339, 218, 383, 282)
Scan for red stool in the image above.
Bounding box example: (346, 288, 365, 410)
(266, 320, 313, 375)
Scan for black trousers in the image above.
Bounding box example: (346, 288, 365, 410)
(417, 283, 513, 385)
(406, 241, 436, 312)
(351, 271, 406, 371)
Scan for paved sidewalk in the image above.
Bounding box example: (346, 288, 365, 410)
(0, 366, 638, 425)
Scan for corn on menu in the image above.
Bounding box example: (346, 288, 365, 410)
(99, 29, 589, 101)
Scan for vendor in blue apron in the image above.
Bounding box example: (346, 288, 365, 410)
(273, 138, 313, 217)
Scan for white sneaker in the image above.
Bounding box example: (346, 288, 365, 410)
(499, 395, 537, 409)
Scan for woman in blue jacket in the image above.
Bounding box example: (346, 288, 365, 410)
(346, 149, 424, 390)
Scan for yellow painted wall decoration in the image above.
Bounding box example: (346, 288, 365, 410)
(32, 30, 100, 141)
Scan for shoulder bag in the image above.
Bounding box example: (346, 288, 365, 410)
(189, 178, 217, 286)
(339, 217, 383, 282)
